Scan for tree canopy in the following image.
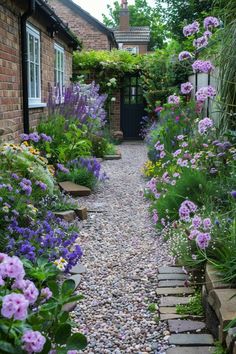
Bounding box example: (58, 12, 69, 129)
(102, 0, 167, 50)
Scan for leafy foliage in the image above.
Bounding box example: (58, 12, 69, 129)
(176, 292, 204, 316)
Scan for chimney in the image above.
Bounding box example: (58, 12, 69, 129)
(119, 0, 129, 31)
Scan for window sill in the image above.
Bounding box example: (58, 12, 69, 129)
(28, 102, 47, 109)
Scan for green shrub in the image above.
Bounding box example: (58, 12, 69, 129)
(57, 168, 97, 190)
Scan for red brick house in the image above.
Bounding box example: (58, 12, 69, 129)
(48, 0, 117, 51)
(114, 0, 150, 54)
(0, 0, 79, 141)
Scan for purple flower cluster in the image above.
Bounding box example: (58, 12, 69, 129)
(178, 51, 192, 61)
(6, 212, 83, 271)
(168, 95, 180, 105)
(193, 36, 208, 49)
(57, 163, 69, 174)
(204, 16, 220, 30)
(70, 158, 109, 182)
(198, 117, 214, 134)
(192, 60, 214, 73)
(22, 330, 46, 353)
(179, 200, 197, 222)
(19, 178, 32, 196)
(35, 180, 47, 191)
(195, 86, 216, 102)
(183, 21, 200, 37)
(188, 215, 213, 249)
(1, 293, 29, 321)
(181, 82, 193, 95)
(20, 132, 52, 143)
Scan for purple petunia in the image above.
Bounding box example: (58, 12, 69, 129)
(181, 82, 193, 95)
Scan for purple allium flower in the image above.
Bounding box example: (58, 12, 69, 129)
(204, 30, 212, 38)
(196, 86, 216, 102)
(40, 133, 52, 143)
(203, 218, 212, 230)
(192, 215, 202, 229)
(0, 255, 25, 279)
(1, 293, 29, 320)
(193, 36, 208, 49)
(192, 60, 214, 73)
(231, 191, 236, 199)
(204, 16, 220, 30)
(179, 205, 191, 222)
(35, 180, 47, 191)
(28, 132, 40, 143)
(178, 51, 192, 61)
(183, 21, 200, 37)
(57, 163, 69, 174)
(41, 287, 53, 302)
(198, 117, 214, 134)
(168, 95, 180, 105)
(182, 200, 197, 213)
(181, 82, 193, 95)
(22, 330, 46, 353)
(196, 232, 211, 249)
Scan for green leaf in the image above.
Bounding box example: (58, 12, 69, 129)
(66, 333, 87, 350)
(39, 338, 52, 354)
(62, 294, 84, 305)
(0, 341, 21, 354)
(48, 280, 59, 297)
(39, 301, 58, 312)
(55, 324, 71, 344)
(61, 279, 76, 297)
(58, 311, 69, 323)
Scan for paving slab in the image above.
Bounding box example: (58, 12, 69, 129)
(161, 314, 188, 320)
(168, 334, 214, 346)
(75, 207, 88, 220)
(70, 264, 87, 275)
(158, 273, 189, 281)
(168, 320, 206, 333)
(156, 287, 194, 296)
(159, 266, 186, 274)
(160, 296, 191, 307)
(59, 181, 91, 197)
(159, 280, 187, 287)
(167, 347, 215, 354)
(205, 263, 230, 293)
(54, 210, 76, 222)
(103, 154, 121, 160)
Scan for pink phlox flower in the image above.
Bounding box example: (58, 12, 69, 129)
(1, 293, 29, 320)
(0, 255, 25, 280)
(22, 330, 46, 353)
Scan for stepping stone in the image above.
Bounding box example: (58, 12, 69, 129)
(158, 273, 189, 281)
(59, 181, 91, 197)
(167, 347, 215, 354)
(75, 207, 88, 220)
(103, 154, 121, 160)
(160, 307, 178, 314)
(168, 320, 206, 333)
(161, 314, 188, 320)
(70, 274, 82, 289)
(156, 287, 194, 296)
(168, 334, 214, 346)
(159, 267, 187, 274)
(54, 210, 76, 222)
(160, 296, 191, 307)
(159, 280, 187, 288)
(70, 264, 87, 275)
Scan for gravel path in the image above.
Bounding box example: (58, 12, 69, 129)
(74, 142, 172, 354)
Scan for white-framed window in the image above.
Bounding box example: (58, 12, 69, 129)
(54, 43, 64, 94)
(27, 23, 42, 106)
(125, 47, 139, 54)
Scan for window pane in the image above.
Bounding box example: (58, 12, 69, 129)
(57, 51, 60, 70)
(124, 86, 129, 95)
(30, 62, 35, 97)
(29, 34, 34, 62)
(124, 96, 130, 104)
(60, 52, 64, 71)
(35, 64, 39, 98)
(35, 38, 39, 64)
(130, 96, 136, 104)
(131, 87, 136, 96)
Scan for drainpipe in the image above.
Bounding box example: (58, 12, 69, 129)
(21, 0, 36, 134)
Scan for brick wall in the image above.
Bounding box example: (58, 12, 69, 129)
(110, 91, 121, 131)
(49, 0, 112, 51)
(0, 0, 73, 142)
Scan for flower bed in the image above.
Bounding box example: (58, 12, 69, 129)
(143, 15, 236, 350)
